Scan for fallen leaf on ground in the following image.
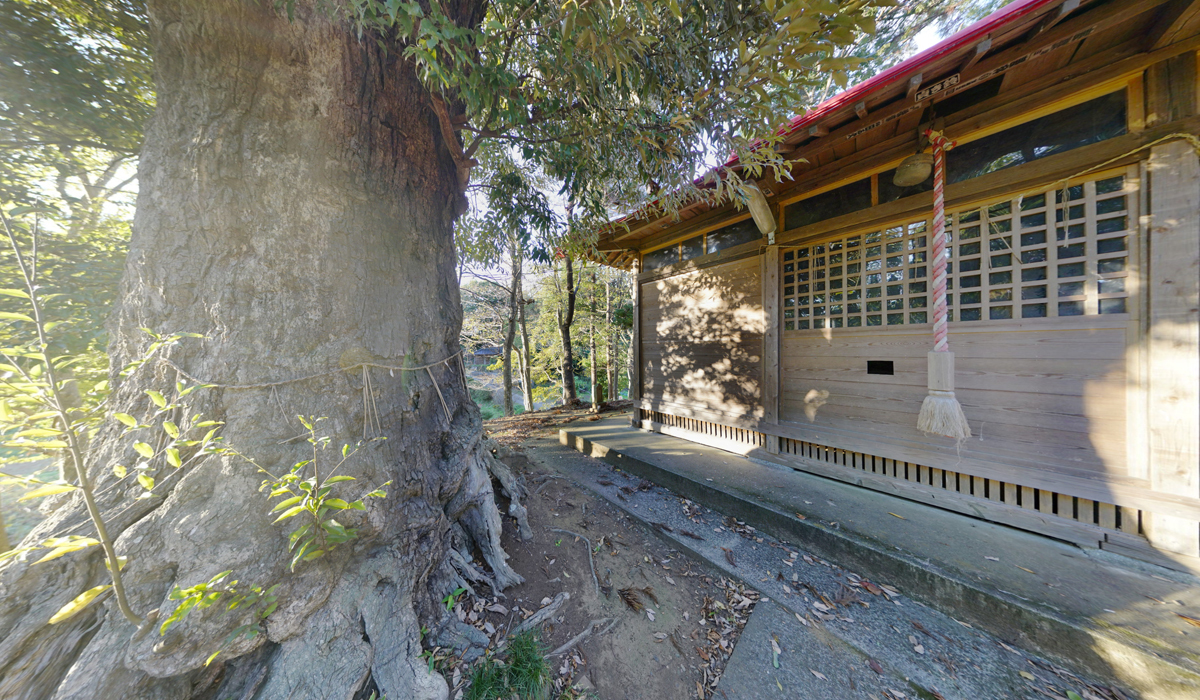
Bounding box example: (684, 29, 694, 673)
(811, 670, 827, 681)
(869, 659, 883, 674)
(722, 547, 736, 567)
(1175, 613, 1200, 628)
(1015, 565, 1036, 574)
(985, 556, 1000, 561)
(1020, 671, 1035, 681)
(888, 512, 907, 520)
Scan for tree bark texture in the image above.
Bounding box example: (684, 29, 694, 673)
(0, 2, 521, 699)
(557, 255, 578, 405)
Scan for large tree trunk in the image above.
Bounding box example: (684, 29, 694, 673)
(556, 255, 578, 405)
(0, 3, 522, 700)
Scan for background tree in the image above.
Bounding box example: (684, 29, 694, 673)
(457, 143, 557, 416)
(0, 0, 151, 547)
(0, 1, 892, 698)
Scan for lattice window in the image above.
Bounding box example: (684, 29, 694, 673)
(781, 170, 1135, 331)
(947, 172, 1133, 321)
(782, 222, 929, 330)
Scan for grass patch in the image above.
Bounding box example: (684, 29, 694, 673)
(465, 658, 509, 700)
(464, 630, 549, 700)
(505, 630, 549, 698)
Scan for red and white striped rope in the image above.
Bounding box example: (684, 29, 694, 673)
(925, 129, 957, 353)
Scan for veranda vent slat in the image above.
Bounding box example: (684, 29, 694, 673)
(641, 409, 1140, 540)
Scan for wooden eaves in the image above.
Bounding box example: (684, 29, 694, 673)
(587, 0, 1200, 269)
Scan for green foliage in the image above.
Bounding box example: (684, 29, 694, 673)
(159, 572, 281, 666)
(0, 1, 148, 441)
(0, 205, 191, 628)
(245, 416, 391, 571)
(458, 143, 559, 269)
(442, 586, 467, 611)
(153, 418, 391, 661)
(464, 630, 549, 700)
(335, 0, 883, 232)
(0, 0, 151, 157)
(809, 0, 1008, 104)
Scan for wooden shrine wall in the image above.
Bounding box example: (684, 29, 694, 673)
(779, 318, 1132, 499)
(639, 257, 764, 420)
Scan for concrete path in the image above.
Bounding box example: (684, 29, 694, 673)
(552, 413, 1200, 700)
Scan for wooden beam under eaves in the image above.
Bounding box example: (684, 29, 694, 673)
(960, 36, 992, 73)
(608, 198, 708, 243)
(808, 125, 828, 137)
(1148, 0, 1200, 50)
(906, 73, 923, 99)
(1038, 0, 1080, 35)
(854, 101, 869, 119)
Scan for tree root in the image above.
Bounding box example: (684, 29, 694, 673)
(547, 617, 618, 658)
(447, 440, 524, 590)
(447, 548, 501, 599)
(504, 592, 569, 643)
(482, 440, 533, 541)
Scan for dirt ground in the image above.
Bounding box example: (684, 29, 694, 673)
(439, 404, 758, 700)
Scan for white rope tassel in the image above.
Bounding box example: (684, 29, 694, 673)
(918, 390, 971, 439)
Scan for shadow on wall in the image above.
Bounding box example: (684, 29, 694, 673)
(642, 259, 764, 419)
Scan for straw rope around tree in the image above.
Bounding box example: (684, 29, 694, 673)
(155, 351, 466, 428)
